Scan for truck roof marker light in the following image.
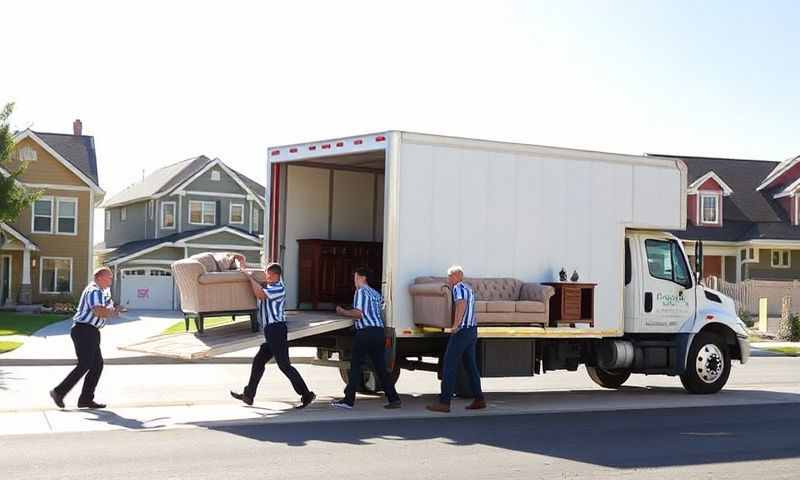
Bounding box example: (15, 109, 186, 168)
(322, 144, 331, 149)
(271, 150, 280, 156)
(309, 145, 317, 151)
(375, 135, 386, 142)
(289, 148, 298, 153)
(336, 142, 344, 147)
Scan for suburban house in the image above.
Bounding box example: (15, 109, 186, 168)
(651, 153, 800, 284)
(0, 120, 105, 306)
(96, 155, 265, 310)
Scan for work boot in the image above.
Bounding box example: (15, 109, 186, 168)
(230, 390, 254, 406)
(77, 400, 107, 409)
(49, 390, 65, 409)
(465, 399, 487, 410)
(426, 402, 451, 413)
(384, 400, 402, 410)
(297, 391, 316, 409)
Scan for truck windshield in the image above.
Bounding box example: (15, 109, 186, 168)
(645, 239, 692, 288)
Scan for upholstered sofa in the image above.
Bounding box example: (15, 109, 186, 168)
(409, 277, 555, 328)
(172, 252, 265, 333)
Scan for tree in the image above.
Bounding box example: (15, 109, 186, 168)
(0, 102, 40, 247)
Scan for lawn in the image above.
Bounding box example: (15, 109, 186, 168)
(0, 341, 23, 353)
(0, 312, 69, 336)
(162, 315, 247, 334)
(764, 346, 800, 357)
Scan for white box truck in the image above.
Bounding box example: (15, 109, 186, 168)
(241, 131, 742, 395)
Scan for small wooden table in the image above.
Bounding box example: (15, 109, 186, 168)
(542, 282, 597, 327)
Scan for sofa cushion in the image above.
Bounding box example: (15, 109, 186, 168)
(192, 253, 219, 273)
(516, 301, 546, 313)
(474, 301, 488, 313)
(485, 300, 516, 313)
(469, 278, 523, 301)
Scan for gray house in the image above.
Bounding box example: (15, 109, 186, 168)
(97, 155, 265, 310)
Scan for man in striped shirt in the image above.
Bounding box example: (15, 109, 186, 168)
(427, 265, 486, 413)
(230, 263, 316, 408)
(50, 267, 120, 409)
(332, 266, 401, 410)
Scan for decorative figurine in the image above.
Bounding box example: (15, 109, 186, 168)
(570, 270, 579, 282)
(559, 268, 567, 282)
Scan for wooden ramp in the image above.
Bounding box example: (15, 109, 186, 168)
(119, 311, 353, 360)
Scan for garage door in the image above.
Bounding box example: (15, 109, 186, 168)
(121, 268, 175, 310)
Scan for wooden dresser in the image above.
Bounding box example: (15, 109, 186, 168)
(297, 239, 383, 309)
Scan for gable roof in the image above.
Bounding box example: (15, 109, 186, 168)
(13, 130, 104, 193)
(101, 156, 265, 208)
(103, 225, 261, 265)
(756, 154, 800, 191)
(649, 154, 800, 243)
(687, 171, 734, 196)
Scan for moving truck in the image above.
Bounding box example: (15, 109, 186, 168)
(263, 131, 750, 395)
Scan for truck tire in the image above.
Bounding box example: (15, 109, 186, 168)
(338, 364, 401, 396)
(586, 366, 631, 389)
(680, 332, 731, 394)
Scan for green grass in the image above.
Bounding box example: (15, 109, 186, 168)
(0, 341, 23, 353)
(162, 316, 246, 335)
(0, 312, 69, 336)
(764, 346, 800, 357)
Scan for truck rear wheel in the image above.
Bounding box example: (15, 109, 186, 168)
(586, 366, 631, 389)
(338, 364, 401, 396)
(680, 333, 731, 394)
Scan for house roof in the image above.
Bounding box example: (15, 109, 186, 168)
(651, 154, 800, 243)
(33, 131, 100, 186)
(102, 225, 260, 264)
(101, 156, 265, 208)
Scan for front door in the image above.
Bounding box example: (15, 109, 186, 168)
(639, 237, 696, 333)
(1, 256, 11, 305)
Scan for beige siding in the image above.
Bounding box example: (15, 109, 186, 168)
(10, 138, 86, 186)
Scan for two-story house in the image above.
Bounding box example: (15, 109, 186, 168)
(0, 120, 105, 306)
(651, 153, 800, 284)
(96, 155, 265, 310)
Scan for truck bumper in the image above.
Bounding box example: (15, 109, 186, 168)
(737, 336, 750, 364)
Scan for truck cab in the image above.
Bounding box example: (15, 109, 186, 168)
(596, 230, 751, 393)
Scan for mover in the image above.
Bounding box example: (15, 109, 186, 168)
(262, 131, 749, 395)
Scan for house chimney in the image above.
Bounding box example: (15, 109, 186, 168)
(73, 119, 82, 136)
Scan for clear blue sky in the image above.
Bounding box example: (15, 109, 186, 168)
(2, 1, 798, 240)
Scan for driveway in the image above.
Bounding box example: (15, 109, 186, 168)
(0, 310, 182, 362)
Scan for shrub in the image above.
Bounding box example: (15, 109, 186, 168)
(738, 310, 755, 328)
(778, 313, 800, 342)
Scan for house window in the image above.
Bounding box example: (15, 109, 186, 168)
(210, 170, 221, 181)
(740, 248, 758, 263)
(105, 210, 111, 230)
(121, 207, 127, 222)
(32, 198, 54, 233)
(19, 146, 37, 162)
(151, 270, 172, 276)
(40, 257, 72, 294)
(699, 193, 720, 224)
(56, 198, 78, 234)
(771, 250, 791, 268)
(189, 200, 216, 225)
(230, 204, 244, 224)
(161, 201, 176, 229)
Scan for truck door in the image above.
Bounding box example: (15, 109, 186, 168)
(639, 237, 696, 332)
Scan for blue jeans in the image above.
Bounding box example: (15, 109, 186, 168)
(439, 326, 484, 404)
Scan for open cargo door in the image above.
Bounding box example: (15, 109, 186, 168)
(119, 311, 353, 360)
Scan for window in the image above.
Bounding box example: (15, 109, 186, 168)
(210, 170, 221, 181)
(105, 210, 111, 230)
(740, 247, 758, 263)
(120, 207, 127, 222)
(32, 198, 53, 233)
(56, 198, 77, 234)
(161, 202, 176, 229)
(699, 193, 720, 224)
(151, 270, 172, 276)
(771, 250, 791, 268)
(19, 146, 37, 162)
(123, 269, 146, 277)
(645, 239, 692, 288)
(40, 257, 72, 294)
(189, 200, 216, 225)
(230, 203, 244, 224)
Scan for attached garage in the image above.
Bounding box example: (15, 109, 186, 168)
(120, 268, 176, 310)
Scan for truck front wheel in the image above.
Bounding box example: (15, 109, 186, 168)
(680, 333, 731, 394)
(586, 366, 631, 389)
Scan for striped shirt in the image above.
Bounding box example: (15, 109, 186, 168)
(73, 282, 114, 329)
(353, 285, 384, 330)
(452, 281, 477, 328)
(257, 281, 286, 326)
